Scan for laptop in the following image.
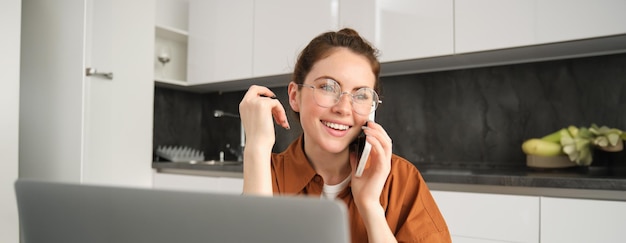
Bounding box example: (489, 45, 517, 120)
(15, 179, 351, 243)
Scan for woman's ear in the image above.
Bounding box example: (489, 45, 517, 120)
(287, 81, 300, 112)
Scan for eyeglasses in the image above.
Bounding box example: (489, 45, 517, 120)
(298, 78, 382, 115)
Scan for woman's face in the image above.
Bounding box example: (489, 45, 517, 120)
(290, 48, 377, 155)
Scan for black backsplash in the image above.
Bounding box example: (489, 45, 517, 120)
(153, 53, 626, 168)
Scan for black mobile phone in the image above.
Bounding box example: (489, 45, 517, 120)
(351, 131, 367, 160)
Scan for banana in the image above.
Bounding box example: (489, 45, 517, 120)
(541, 128, 566, 143)
(522, 138, 564, 156)
(568, 125, 579, 137)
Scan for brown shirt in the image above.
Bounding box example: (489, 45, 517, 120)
(270, 136, 452, 243)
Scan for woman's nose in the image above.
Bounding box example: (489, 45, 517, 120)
(332, 93, 353, 115)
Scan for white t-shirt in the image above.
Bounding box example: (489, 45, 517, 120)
(321, 175, 351, 199)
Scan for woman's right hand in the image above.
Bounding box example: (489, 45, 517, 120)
(239, 85, 290, 151)
(240, 85, 289, 195)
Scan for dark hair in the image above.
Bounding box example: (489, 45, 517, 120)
(291, 28, 381, 119)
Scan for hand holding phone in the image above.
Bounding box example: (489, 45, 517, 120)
(354, 111, 375, 177)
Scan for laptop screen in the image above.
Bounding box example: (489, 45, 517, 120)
(15, 179, 351, 243)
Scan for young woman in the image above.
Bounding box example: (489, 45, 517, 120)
(239, 28, 451, 243)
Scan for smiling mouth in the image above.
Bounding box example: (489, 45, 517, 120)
(322, 121, 351, 131)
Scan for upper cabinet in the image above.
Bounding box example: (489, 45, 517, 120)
(155, 0, 189, 84)
(455, 0, 626, 54)
(186, 0, 335, 85)
(187, 0, 254, 84)
(156, 0, 188, 30)
(162, 0, 626, 91)
(155, 26, 188, 84)
(253, 0, 337, 78)
(534, 0, 626, 44)
(340, 0, 454, 62)
(185, 0, 452, 86)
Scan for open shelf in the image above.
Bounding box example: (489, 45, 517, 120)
(155, 24, 188, 83)
(155, 25, 188, 42)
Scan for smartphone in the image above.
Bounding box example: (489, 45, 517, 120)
(352, 111, 375, 177)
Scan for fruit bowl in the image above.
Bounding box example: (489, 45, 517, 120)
(526, 155, 576, 169)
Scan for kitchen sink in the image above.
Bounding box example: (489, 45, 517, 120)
(190, 160, 242, 166)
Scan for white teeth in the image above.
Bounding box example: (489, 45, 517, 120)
(322, 121, 349, 131)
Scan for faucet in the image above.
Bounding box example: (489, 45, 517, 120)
(225, 143, 243, 162)
(214, 110, 244, 162)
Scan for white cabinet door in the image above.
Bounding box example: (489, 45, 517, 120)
(153, 171, 243, 194)
(21, 0, 86, 182)
(187, 0, 254, 84)
(341, 0, 454, 62)
(431, 191, 540, 243)
(156, 0, 189, 31)
(19, 0, 154, 187)
(253, 0, 337, 78)
(534, 0, 626, 44)
(541, 197, 626, 243)
(455, 0, 626, 54)
(2, 1, 21, 242)
(455, 0, 535, 54)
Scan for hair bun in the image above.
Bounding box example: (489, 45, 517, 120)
(337, 28, 360, 37)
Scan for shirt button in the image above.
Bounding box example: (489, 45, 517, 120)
(313, 175, 322, 183)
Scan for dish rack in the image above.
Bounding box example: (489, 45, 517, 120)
(156, 145, 204, 162)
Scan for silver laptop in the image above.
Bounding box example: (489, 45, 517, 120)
(15, 179, 350, 243)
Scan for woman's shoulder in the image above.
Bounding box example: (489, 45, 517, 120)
(388, 154, 426, 184)
(390, 154, 420, 173)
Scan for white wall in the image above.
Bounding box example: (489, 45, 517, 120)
(0, 0, 21, 242)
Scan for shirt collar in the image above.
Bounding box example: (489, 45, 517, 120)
(282, 135, 319, 193)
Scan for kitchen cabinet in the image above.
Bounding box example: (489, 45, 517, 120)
(155, 25, 188, 85)
(540, 197, 626, 243)
(165, 0, 626, 91)
(253, 0, 337, 78)
(3, 0, 20, 242)
(455, 0, 626, 54)
(187, 0, 254, 84)
(156, 0, 189, 31)
(152, 171, 243, 194)
(433, 190, 626, 243)
(186, 0, 336, 84)
(155, 0, 189, 85)
(431, 191, 540, 243)
(19, 0, 154, 187)
(340, 0, 454, 62)
(534, 0, 626, 44)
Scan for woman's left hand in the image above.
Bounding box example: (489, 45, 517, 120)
(349, 121, 392, 209)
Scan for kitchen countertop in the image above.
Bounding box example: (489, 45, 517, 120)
(153, 161, 244, 173)
(152, 162, 626, 199)
(418, 165, 626, 191)
(152, 161, 626, 190)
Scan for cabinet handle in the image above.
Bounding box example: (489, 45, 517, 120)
(85, 67, 113, 80)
